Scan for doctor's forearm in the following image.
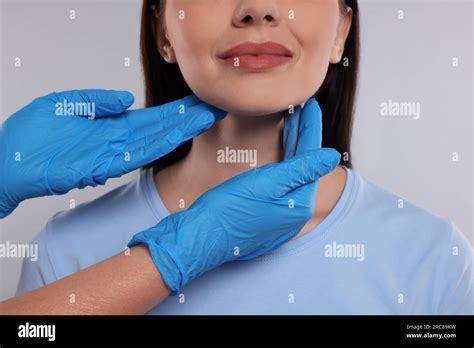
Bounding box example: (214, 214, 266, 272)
(0, 245, 170, 315)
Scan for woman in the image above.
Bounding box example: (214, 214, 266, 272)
(16, 0, 472, 314)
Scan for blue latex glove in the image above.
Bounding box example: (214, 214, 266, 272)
(129, 98, 340, 294)
(0, 90, 225, 218)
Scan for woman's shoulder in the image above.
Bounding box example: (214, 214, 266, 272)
(348, 168, 465, 238)
(344, 169, 472, 313)
(346, 168, 472, 275)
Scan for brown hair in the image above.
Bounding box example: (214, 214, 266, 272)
(141, 0, 359, 169)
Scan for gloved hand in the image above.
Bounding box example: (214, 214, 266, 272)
(0, 89, 225, 218)
(129, 98, 340, 294)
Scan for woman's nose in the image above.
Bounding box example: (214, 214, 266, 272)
(232, 0, 281, 28)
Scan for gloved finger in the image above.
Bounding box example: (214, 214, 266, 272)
(295, 98, 322, 155)
(128, 111, 215, 165)
(283, 98, 323, 159)
(124, 95, 227, 131)
(44, 89, 135, 117)
(262, 147, 341, 197)
(283, 104, 300, 159)
(106, 111, 215, 175)
(124, 95, 201, 130)
(127, 101, 223, 143)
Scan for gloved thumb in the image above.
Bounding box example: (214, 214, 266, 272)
(269, 147, 341, 197)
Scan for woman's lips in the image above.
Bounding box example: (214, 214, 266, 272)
(222, 55, 292, 72)
(218, 41, 294, 73)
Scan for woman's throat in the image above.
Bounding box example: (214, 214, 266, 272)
(154, 111, 286, 211)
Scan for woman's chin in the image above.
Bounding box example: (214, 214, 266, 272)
(203, 97, 301, 117)
(218, 106, 286, 118)
(192, 88, 311, 117)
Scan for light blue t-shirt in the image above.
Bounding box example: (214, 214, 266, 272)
(16, 166, 473, 314)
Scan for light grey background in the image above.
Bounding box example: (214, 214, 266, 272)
(1, 0, 472, 300)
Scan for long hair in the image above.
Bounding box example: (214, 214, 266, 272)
(141, 0, 359, 169)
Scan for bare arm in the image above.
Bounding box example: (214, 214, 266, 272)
(0, 245, 170, 315)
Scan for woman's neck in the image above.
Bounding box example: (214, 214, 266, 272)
(154, 111, 347, 240)
(189, 111, 285, 179)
